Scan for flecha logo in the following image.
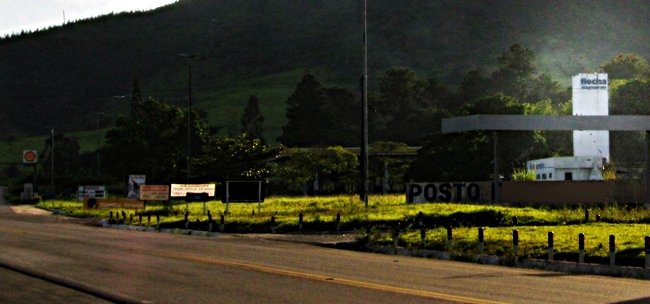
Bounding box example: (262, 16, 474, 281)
(580, 78, 607, 90)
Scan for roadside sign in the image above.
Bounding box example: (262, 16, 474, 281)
(22, 150, 38, 164)
(170, 184, 216, 197)
(139, 185, 169, 201)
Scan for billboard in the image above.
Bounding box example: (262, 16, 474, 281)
(170, 184, 216, 198)
(572, 73, 609, 160)
(139, 185, 170, 201)
(128, 175, 146, 199)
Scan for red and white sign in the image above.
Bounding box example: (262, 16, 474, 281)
(139, 185, 170, 201)
(22, 150, 38, 164)
(170, 184, 216, 197)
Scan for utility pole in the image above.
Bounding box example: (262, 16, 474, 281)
(361, 0, 369, 208)
(179, 53, 195, 182)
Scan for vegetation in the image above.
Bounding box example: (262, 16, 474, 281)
(37, 195, 650, 266)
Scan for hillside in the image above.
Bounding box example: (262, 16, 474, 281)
(0, 0, 648, 142)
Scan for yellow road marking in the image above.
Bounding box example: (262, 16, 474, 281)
(159, 252, 507, 304)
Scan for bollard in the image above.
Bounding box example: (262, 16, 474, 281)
(129, 214, 134, 225)
(220, 214, 225, 232)
(478, 227, 485, 253)
(207, 210, 213, 232)
(252, 209, 255, 217)
(512, 216, 518, 226)
(609, 235, 616, 266)
(393, 222, 401, 252)
(420, 224, 426, 248)
(336, 212, 341, 232)
(109, 211, 114, 222)
(184, 211, 189, 230)
(298, 212, 303, 233)
(548, 231, 554, 261)
(417, 211, 424, 226)
(271, 215, 276, 233)
(121, 210, 127, 222)
(512, 229, 519, 258)
(584, 209, 590, 222)
(446, 226, 453, 249)
(645, 236, 650, 269)
(147, 214, 151, 226)
(156, 214, 160, 231)
(139, 214, 143, 225)
(578, 233, 585, 264)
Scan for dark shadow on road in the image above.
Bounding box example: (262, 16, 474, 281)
(611, 297, 650, 304)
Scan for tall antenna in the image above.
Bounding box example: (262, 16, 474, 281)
(63, 10, 66, 25)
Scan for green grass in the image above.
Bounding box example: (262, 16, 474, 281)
(36, 194, 650, 265)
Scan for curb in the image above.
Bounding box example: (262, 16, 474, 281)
(362, 244, 650, 280)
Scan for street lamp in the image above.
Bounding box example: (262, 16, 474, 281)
(95, 112, 105, 177)
(179, 53, 195, 182)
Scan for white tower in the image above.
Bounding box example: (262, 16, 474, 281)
(572, 73, 609, 161)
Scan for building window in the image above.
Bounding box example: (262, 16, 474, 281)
(542, 173, 547, 180)
(565, 172, 573, 181)
(537, 174, 540, 180)
(549, 173, 553, 179)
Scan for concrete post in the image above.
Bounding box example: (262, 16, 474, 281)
(512, 229, 519, 258)
(298, 212, 303, 233)
(446, 226, 453, 250)
(548, 231, 554, 261)
(420, 224, 426, 248)
(335, 212, 341, 232)
(578, 233, 585, 264)
(478, 227, 485, 253)
(220, 214, 225, 232)
(645, 235, 650, 269)
(609, 234, 616, 267)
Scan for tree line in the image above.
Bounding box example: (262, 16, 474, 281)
(3, 45, 649, 198)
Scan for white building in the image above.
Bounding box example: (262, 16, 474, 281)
(527, 156, 604, 181)
(527, 73, 609, 181)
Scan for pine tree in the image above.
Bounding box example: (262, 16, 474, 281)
(240, 95, 265, 142)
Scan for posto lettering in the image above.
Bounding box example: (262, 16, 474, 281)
(407, 182, 481, 203)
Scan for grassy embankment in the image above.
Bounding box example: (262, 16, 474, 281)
(38, 194, 650, 265)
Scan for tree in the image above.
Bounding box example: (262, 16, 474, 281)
(601, 54, 649, 80)
(278, 73, 327, 147)
(408, 94, 543, 181)
(321, 87, 359, 146)
(609, 78, 650, 168)
(102, 97, 209, 183)
(194, 134, 281, 181)
(240, 95, 265, 142)
(490, 44, 537, 102)
(40, 132, 82, 192)
(373, 67, 449, 144)
(279, 147, 358, 195)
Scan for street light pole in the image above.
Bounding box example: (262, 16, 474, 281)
(179, 53, 195, 182)
(95, 112, 105, 177)
(361, 0, 369, 208)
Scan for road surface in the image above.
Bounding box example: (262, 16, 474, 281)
(1, 204, 649, 303)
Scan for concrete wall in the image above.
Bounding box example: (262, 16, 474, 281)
(501, 180, 644, 205)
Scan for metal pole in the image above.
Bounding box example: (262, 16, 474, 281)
(179, 53, 195, 182)
(50, 128, 54, 194)
(493, 131, 500, 204)
(361, 0, 369, 208)
(187, 62, 192, 182)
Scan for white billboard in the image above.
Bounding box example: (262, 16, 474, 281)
(572, 73, 609, 161)
(170, 184, 216, 197)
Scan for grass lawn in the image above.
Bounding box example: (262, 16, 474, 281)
(37, 194, 650, 265)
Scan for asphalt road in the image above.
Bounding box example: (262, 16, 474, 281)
(1, 204, 650, 304)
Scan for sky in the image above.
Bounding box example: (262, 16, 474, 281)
(0, 0, 178, 37)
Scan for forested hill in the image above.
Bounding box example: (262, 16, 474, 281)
(0, 0, 648, 139)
